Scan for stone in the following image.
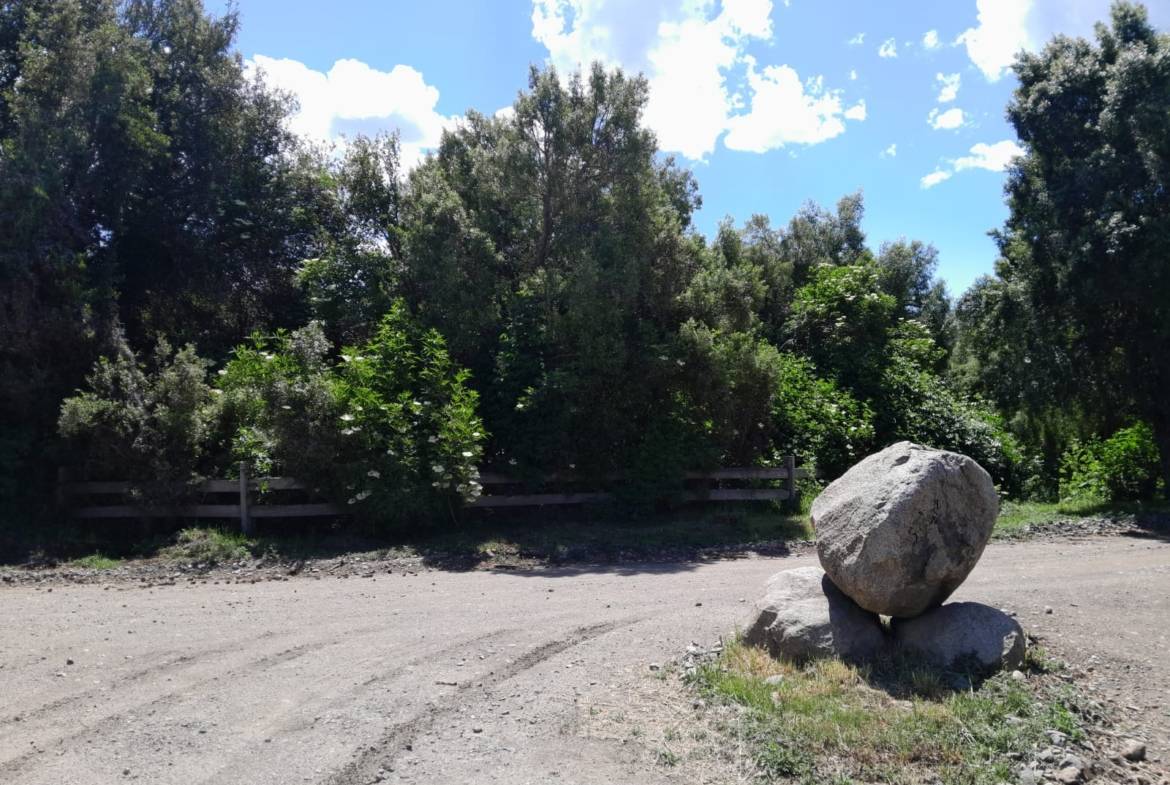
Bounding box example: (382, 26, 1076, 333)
(1121, 739, 1147, 762)
(811, 441, 999, 617)
(744, 566, 887, 663)
(892, 602, 1026, 673)
(1017, 767, 1041, 785)
(1055, 767, 1082, 784)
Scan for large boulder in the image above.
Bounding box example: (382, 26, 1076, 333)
(811, 441, 999, 618)
(892, 602, 1026, 673)
(744, 566, 887, 663)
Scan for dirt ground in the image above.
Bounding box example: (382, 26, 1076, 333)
(1, 534, 1167, 784)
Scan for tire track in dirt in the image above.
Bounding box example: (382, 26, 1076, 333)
(0, 639, 338, 779)
(325, 618, 640, 785)
(191, 629, 520, 785)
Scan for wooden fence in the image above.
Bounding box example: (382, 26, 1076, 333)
(58, 457, 810, 534)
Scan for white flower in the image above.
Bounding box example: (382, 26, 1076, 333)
(340, 354, 353, 363)
(367, 469, 381, 479)
(508, 458, 518, 466)
(210, 389, 223, 396)
(461, 451, 473, 458)
(355, 490, 372, 501)
(281, 405, 291, 410)
(340, 413, 355, 422)
(341, 427, 361, 436)
(217, 369, 227, 376)
(472, 431, 481, 438)
(427, 435, 438, 443)
(515, 402, 525, 411)
(432, 464, 444, 473)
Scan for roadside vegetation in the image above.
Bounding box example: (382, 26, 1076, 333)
(684, 639, 1084, 785)
(1, 2, 1167, 554)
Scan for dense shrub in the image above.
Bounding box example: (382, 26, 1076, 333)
(58, 335, 218, 503)
(771, 353, 875, 478)
(1059, 422, 1161, 503)
(218, 304, 485, 527)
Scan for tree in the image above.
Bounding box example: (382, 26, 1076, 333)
(995, 2, 1170, 494)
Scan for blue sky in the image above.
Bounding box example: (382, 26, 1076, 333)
(227, 0, 1169, 297)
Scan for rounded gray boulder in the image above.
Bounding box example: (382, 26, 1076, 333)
(892, 602, 1027, 673)
(811, 441, 999, 618)
(744, 566, 887, 663)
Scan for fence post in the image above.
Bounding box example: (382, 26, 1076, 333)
(784, 455, 797, 513)
(239, 461, 252, 536)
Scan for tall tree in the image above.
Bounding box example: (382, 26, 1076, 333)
(995, 1, 1170, 493)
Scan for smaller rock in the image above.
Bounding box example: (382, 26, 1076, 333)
(1045, 606, 1054, 615)
(764, 674, 784, 686)
(1055, 767, 1082, 784)
(648, 663, 661, 671)
(744, 567, 887, 663)
(893, 602, 1026, 673)
(1017, 767, 1041, 785)
(1010, 670, 1026, 682)
(472, 727, 483, 734)
(1121, 739, 1147, 762)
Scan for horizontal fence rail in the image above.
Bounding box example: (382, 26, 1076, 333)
(58, 458, 812, 532)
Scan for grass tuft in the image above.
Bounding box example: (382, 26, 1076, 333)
(161, 528, 254, 565)
(688, 638, 1087, 784)
(70, 553, 122, 570)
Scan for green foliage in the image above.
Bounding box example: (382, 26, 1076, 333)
(983, 2, 1170, 495)
(788, 263, 896, 400)
(1060, 422, 1161, 503)
(58, 334, 218, 503)
(772, 353, 875, 478)
(218, 305, 485, 527)
(162, 528, 252, 565)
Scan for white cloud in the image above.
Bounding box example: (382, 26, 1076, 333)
(954, 139, 1025, 172)
(928, 106, 966, 130)
(922, 29, 941, 50)
(246, 55, 454, 167)
(724, 60, 864, 152)
(956, 1, 1170, 82)
(881, 143, 897, 158)
(956, 0, 1032, 81)
(532, 0, 775, 159)
(878, 38, 897, 58)
(849, 68, 858, 81)
(935, 72, 961, 103)
(531, 0, 861, 159)
(848, 32, 865, 45)
(921, 170, 952, 188)
(921, 139, 1024, 188)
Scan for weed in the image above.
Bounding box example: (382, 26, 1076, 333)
(71, 553, 121, 570)
(655, 748, 680, 766)
(161, 528, 253, 565)
(690, 638, 1085, 784)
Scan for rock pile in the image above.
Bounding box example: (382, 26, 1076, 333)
(747, 441, 1026, 672)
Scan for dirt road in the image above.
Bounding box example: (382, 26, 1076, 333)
(2, 535, 1167, 784)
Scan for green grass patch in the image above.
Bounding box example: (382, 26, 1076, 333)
(70, 553, 122, 570)
(994, 497, 1170, 536)
(160, 528, 255, 565)
(688, 639, 1086, 784)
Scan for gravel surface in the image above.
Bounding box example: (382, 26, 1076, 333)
(1, 534, 1167, 784)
